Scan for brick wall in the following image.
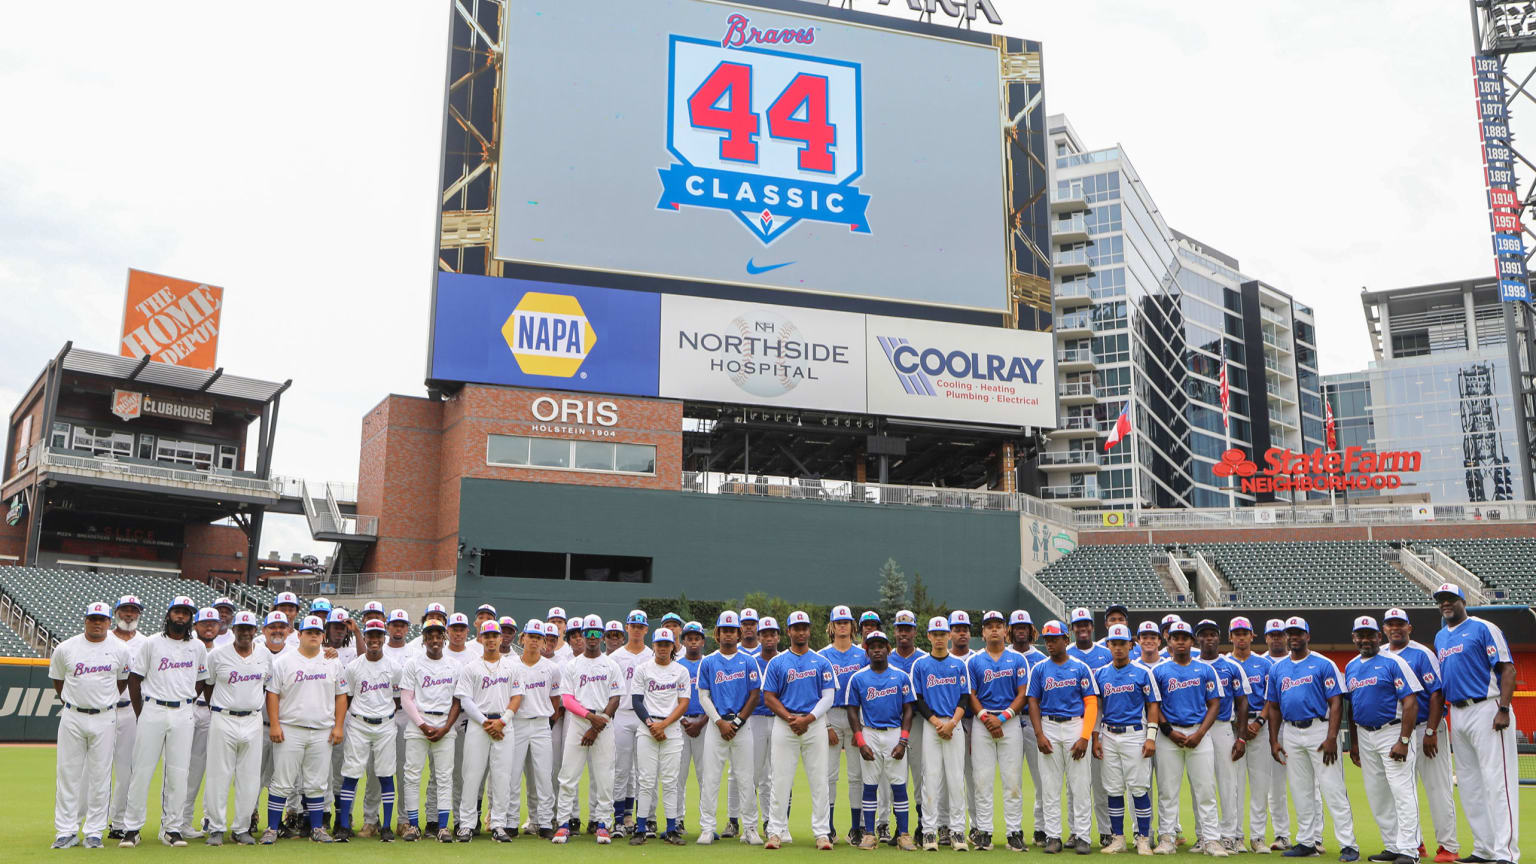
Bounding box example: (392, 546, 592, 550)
(359, 395, 444, 574)
(181, 523, 248, 584)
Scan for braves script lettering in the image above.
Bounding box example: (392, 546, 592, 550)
(924, 674, 959, 688)
(864, 684, 899, 700)
(785, 667, 819, 684)
(1102, 682, 1137, 697)
(421, 674, 454, 690)
(720, 13, 814, 48)
(713, 668, 747, 685)
(578, 673, 610, 687)
(74, 662, 114, 676)
(648, 679, 682, 693)
(981, 668, 1014, 684)
(1279, 675, 1315, 693)
(227, 670, 263, 685)
(360, 679, 392, 695)
(158, 657, 194, 672)
(1164, 677, 1204, 693)
(1043, 676, 1082, 692)
(293, 670, 329, 683)
(480, 674, 510, 689)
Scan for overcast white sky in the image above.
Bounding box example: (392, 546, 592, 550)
(0, 1, 1499, 555)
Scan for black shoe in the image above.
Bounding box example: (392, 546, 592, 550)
(940, 827, 952, 847)
(976, 833, 994, 851)
(455, 827, 472, 843)
(107, 829, 123, 840)
(722, 818, 739, 839)
(1339, 849, 1360, 863)
(538, 827, 556, 840)
(879, 825, 893, 845)
(1284, 845, 1321, 858)
(663, 831, 686, 846)
(379, 827, 395, 843)
(1008, 832, 1028, 852)
(850, 828, 865, 848)
(629, 833, 647, 846)
(1455, 857, 1491, 864)
(646, 828, 658, 840)
(507, 827, 519, 838)
(1074, 837, 1092, 855)
(425, 821, 439, 834)
(1036, 831, 1048, 846)
(1392, 857, 1417, 864)
(332, 826, 352, 843)
(117, 830, 141, 849)
(1044, 837, 1064, 854)
(1371, 853, 1399, 862)
(492, 828, 512, 843)
(1102, 834, 1114, 849)
(569, 818, 580, 834)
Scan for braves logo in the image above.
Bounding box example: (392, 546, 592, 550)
(227, 670, 263, 686)
(1279, 675, 1315, 692)
(360, 679, 393, 695)
(785, 667, 819, 684)
(293, 670, 329, 683)
(157, 657, 195, 672)
(1102, 682, 1137, 697)
(647, 679, 682, 693)
(864, 684, 899, 700)
(923, 673, 959, 688)
(73, 662, 115, 676)
(713, 668, 747, 685)
(1347, 675, 1380, 691)
(1165, 677, 1204, 693)
(578, 673, 610, 687)
(421, 674, 454, 690)
(981, 668, 1015, 684)
(480, 674, 510, 689)
(1042, 676, 1082, 692)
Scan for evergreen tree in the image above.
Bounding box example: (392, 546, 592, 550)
(876, 557, 907, 622)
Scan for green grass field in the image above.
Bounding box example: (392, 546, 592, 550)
(4, 744, 1529, 863)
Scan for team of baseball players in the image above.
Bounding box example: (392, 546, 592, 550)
(46, 582, 1520, 864)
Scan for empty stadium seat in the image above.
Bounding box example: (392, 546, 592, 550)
(1034, 544, 1195, 610)
(1192, 541, 1427, 608)
(0, 617, 38, 658)
(1430, 538, 1536, 605)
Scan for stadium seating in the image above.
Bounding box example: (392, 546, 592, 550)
(1034, 544, 1196, 609)
(0, 616, 38, 658)
(1428, 538, 1536, 605)
(1193, 541, 1427, 608)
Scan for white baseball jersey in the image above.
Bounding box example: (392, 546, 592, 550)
(455, 656, 515, 717)
(205, 642, 271, 712)
(611, 645, 653, 712)
(383, 642, 413, 667)
(332, 642, 359, 668)
(345, 653, 401, 718)
(50, 634, 132, 710)
(561, 653, 624, 711)
(131, 634, 208, 702)
(212, 631, 235, 649)
(509, 656, 561, 718)
(267, 650, 348, 728)
(400, 654, 460, 714)
(630, 658, 690, 719)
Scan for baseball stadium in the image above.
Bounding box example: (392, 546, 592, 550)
(1, 0, 1534, 861)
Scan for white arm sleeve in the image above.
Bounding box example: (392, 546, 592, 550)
(459, 695, 487, 725)
(401, 688, 425, 726)
(809, 686, 835, 720)
(699, 688, 722, 723)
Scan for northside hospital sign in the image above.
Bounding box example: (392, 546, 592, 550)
(1214, 446, 1424, 494)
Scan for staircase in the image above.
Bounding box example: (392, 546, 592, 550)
(300, 480, 377, 578)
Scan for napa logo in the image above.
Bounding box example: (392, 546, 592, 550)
(501, 292, 599, 379)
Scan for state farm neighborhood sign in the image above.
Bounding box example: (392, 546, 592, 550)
(1213, 446, 1422, 493)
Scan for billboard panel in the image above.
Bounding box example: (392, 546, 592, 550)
(492, 0, 1009, 312)
(866, 315, 1056, 427)
(659, 294, 866, 410)
(119, 269, 223, 370)
(431, 272, 660, 397)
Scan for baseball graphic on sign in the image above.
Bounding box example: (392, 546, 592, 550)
(728, 309, 801, 397)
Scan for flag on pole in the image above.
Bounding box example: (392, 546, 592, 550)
(1104, 403, 1131, 451)
(1218, 343, 1231, 430)
(1325, 394, 1337, 451)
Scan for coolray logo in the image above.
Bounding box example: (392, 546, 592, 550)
(1279, 675, 1315, 692)
(501, 293, 598, 379)
(658, 30, 869, 245)
(1215, 446, 1423, 493)
(878, 337, 1045, 393)
(864, 684, 900, 700)
(980, 668, 1015, 683)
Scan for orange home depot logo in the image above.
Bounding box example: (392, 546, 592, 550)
(120, 269, 223, 370)
(1215, 446, 1422, 493)
(111, 389, 143, 421)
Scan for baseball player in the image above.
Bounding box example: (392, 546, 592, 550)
(50, 601, 131, 850)
(860, 611, 882, 642)
(1150, 620, 1226, 858)
(628, 626, 691, 845)
(609, 610, 653, 834)
(1343, 616, 1422, 864)
(1067, 607, 1114, 848)
(454, 619, 516, 842)
(546, 607, 573, 661)
(912, 616, 970, 851)
(1195, 618, 1252, 853)
(745, 616, 783, 839)
(361, 607, 413, 838)
(1431, 584, 1519, 864)
(119, 595, 207, 848)
(398, 618, 461, 842)
(323, 608, 358, 824)
(553, 614, 624, 844)
(262, 614, 348, 844)
(173, 606, 220, 840)
(966, 610, 1029, 851)
(1380, 608, 1457, 863)
(333, 621, 402, 842)
(1028, 619, 1099, 855)
(422, 611, 474, 834)
(604, 620, 625, 654)
(202, 610, 269, 846)
(212, 597, 237, 648)
(404, 603, 448, 653)
(696, 611, 762, 845)
(1261, 617, 1294, 851)
(506, 619, 562, 840)
(1136, 621, 1164, 668)
(1265, 616, 1357, 862)
(106, 594, 146, 840)
(740, 608, 762, 656)
(761, 609, 839, 850)
(674, 620, 709, 837)
(1226, 616, 1280, 854)
(820, 604, 869, 845)
(1093, 623, 1161, 855)
(1007, 609, 1048, 845)
(255, 610, 292, 834)
(941, 609, 976, 847)
(887, 609, 928, 844)
(845, 629, 917, 851)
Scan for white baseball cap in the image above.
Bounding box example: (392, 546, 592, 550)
(364, 620, 387, 634)
(1264, 618, 1286, 634)
(1382, 608, 1409, 623)
(830, 605, 853, 622)
(863, 630, 889, 645)
(739, 608, 760, 622)
(894, 609, 917, 626)
(653, 627, 676, 643)
(86, 601, 111, 618)
(787, 610, 811, 627)
(263, 611, 289, 627)
(583, 614, 603, 630)
(362, 601, 385, 615)
(169, 595, 196, 611)
(605, 619, 623, 634)
(213, 596, 236, 609)
(547, 606, 567, 621)
(1433, 582, 1464, 600)
(388, 609, 409, 623)
(1008, 610, 1033, 626)
(1105, 624, 1132, 642)
(948, 610, 971, 627)
(274, 592, 300, 606)
(1136, 621, 1159, 636)
(980, 610, 1005, 624)
(424, 602, 447, 617)
(195, 607, 219, 623)
(716, 611, 741, 628)
(233, 611, 258, 627)
(1167, 620, 1193, 635)
(525, 619, 545, 637)
(326, 609, 349, 624)
(1284, 616, 1309, 633)
(448, 612, 470, 627)
(115, 595, 143, 610)
(299, 615, 324, 632)
(1070, 607, 1093, 624)
(927, 616, 949, 633)
(1352, 616, 1379, 633)
(758, 616, 780, 632)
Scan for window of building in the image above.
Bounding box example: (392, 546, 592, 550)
(1090, 300, 1127, 331)
(155, 438, 214, 470)
(1094, 366, 1131, 397)
(1093, 333, 1130, 364)
(218, 445, 239, 471)
(487, 433, 657, 476)
(71, 426, 132, 458)
(1087, 235, 1124, 267)
(570, 554, 651, 583)
(480, 548, 652, 583)
(50, 422, 70, 449)
(480, 549, 567, 580)
(137, 434, 156, 461)
(1391, 331, 1430, 358)
(1084, 203, 1122, 235)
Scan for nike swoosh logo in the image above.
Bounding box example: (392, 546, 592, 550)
(746, 258, 794, 275)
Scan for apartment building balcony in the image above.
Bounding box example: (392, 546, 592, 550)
(1052, 213, 1090, 244)
(1049, 415, 1099, 439)
(1057, 347, 1095, 372)
(1056, 310, 1093, 338)
(1038, 450, 1100, 472)
(1055, 280, 1094, 308)
(1058, 379, 1097, 405)
(1053, 247, 1093, 276)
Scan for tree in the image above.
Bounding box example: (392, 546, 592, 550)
(908, 573, 950, 652)
(876, 558, 907, 623)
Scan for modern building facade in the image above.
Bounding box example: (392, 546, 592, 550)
(1037, 115, 1324, 511)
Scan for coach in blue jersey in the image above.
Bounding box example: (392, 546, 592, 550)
(761, 610, 838, 850)
(1028, 620, 1099, 855)
(845, 631, 916, 850)
(1150, 621, 1225, 858)
(696, 612, 761, 845)
(1092, 624, 1160, 855)
(1380, 608, 1457, 863)
(1343, 617, 1422, 864)
(966, 611, 1029, 852)
(912, 617, 970, 852)
(1266, 616, 1358, 862)
(1431, 584, 1518, 864)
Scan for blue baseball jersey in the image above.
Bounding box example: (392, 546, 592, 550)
(1199, 652, 1252, 721)
(1228, 652, 1273, 706)
(1094, 661, 1161, 727)
(888, 647, 927, 677)
(1266, 652, 1343, 723)
(741, 643, 762, 657)
(1434, 616, 1512, 704)
(762, 649, 836, 714)
(751, 653, 777, 716)
(1152, 659, 1222, 726)
(1383, 640, 1441, 725)
(911, 654, 970, 718)
(1009, 645, 1048, 673)
(846, 666, 914, 729)
(697, 649, 761, 716)
(676, 655, 704, 716)
(1068, 641, 1114, 670)
(1345, 652, 1421, 727)
(819, 644, 869, 708)
(1026, 656, 1098, 717)
(965, 650, 1028, 712)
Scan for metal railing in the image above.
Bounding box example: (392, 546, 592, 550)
(1052, 213, 1088, 236)
(267, 570, 453, 598)
(36, 444, 281, 497)
(1037, 451, 1097, 468)
(274, 476, 359, 505)
(1428, 548, 1489, 603)
(1041, 483, 1099, 500)
(1053, 248, 1090, 268)
(1057, 311, 1093, 331)
(1055, 415, 1096, 431)
(1019, 567, 1067, 619)
(1077, 500, 1536, 530)
(1058, 348, 1093, 364)
(1058, 381, 1095, 399)
(682, 472, 1026, 513)
(1191, 550, 1224, 607)
(1057, 282, 1093, 300)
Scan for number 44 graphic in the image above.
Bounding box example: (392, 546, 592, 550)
(688, 62, 837, 173)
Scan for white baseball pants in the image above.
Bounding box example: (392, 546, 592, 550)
(556, 714, 615, 827)
(342, 716, 398, 777)
(675, 724, 705, 826)
(458, 721, 512, 830)
(1234, 725, 1273, 844)
(124, 702, 194, 833)
(746, 714, 775, 826)
(108, 702, 136, 829)
(635, 724, 683, 824)
(1038, 717, 1091, 841)
(1265, 730, 1290, 841)
(55, 707, 116, 837)
(768, 715, 829, 839)
(423, 717, 466, 824)
(175, 703, 210, 833)
(402, 724, 457, 822)
(612, 712, 641, 815)
(825, 708, 863, 826)
(507, 717, 554, 828)
(271, 725, 332, 799)
(1449, 700, 1519, 863)
(1021, 718, 1044, 834)
(1412, 721, 1458, 852)
(361, 714, 407, 826)
(699, 720, 756, 834)
(1280, 721, 1355, 850)
(1154, 725, 1219, 844)
(919, 721, 966, 835)
(971, 719, 1023, 835)
(936, 717, 978, 832)
(861, 727, 907, 785)
(203, 711, 263, 834)
(1208, 723, 1241, 841)
(1356, 725, 1419, 855)
(1099, 727, 1152, 800)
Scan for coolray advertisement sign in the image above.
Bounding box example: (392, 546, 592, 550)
(658, 295, 865, 410)
(430, 272, 661, 397)
(491, 0, 1010, 312)
(865, 316, 1056, 427)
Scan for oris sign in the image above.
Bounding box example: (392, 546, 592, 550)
(1214, 447, 1424, 494)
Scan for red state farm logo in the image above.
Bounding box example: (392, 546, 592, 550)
(1211, 448, 1257, 479)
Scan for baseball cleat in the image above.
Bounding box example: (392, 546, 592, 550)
(399, 825, 420, 842)
(1338, 849, 1360, 863)
(1135, 836, 1153, 856)
(310, 828, 334, 843)
(1102, 835, 1127, 854)
(860, 833, 880, 850)
(205, 832, 224, 846)
(82, 836, 104, 849)
(51, 834, 80, 850)
(161, 832, 187, 847)
(898, 834, 919, 851)
(764, 834, 782, 850)
(817, 835, 836, 851)
(258, 829, 277, 845)
(379, 827, 395, 843)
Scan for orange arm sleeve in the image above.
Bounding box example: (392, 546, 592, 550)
(1079, 694, 1098, 738)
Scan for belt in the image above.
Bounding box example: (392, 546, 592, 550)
(351, 712, 395, 725)
(1104, 723, 1143, 733)
(483, 713, 503, 720)
(1044, 715, 1075, 723)
(116, 699, 130, 709)
(422, 710, 446, 716)
(64, 702, 105, 715)
(212, 706, 255, 717)
(1450, 696, 1487, 709)
(1286, 719, 1316, 729)
(1357, 718, 1401, 733)
(151, 698, 188, 708)
(196, 700, 209, 708)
